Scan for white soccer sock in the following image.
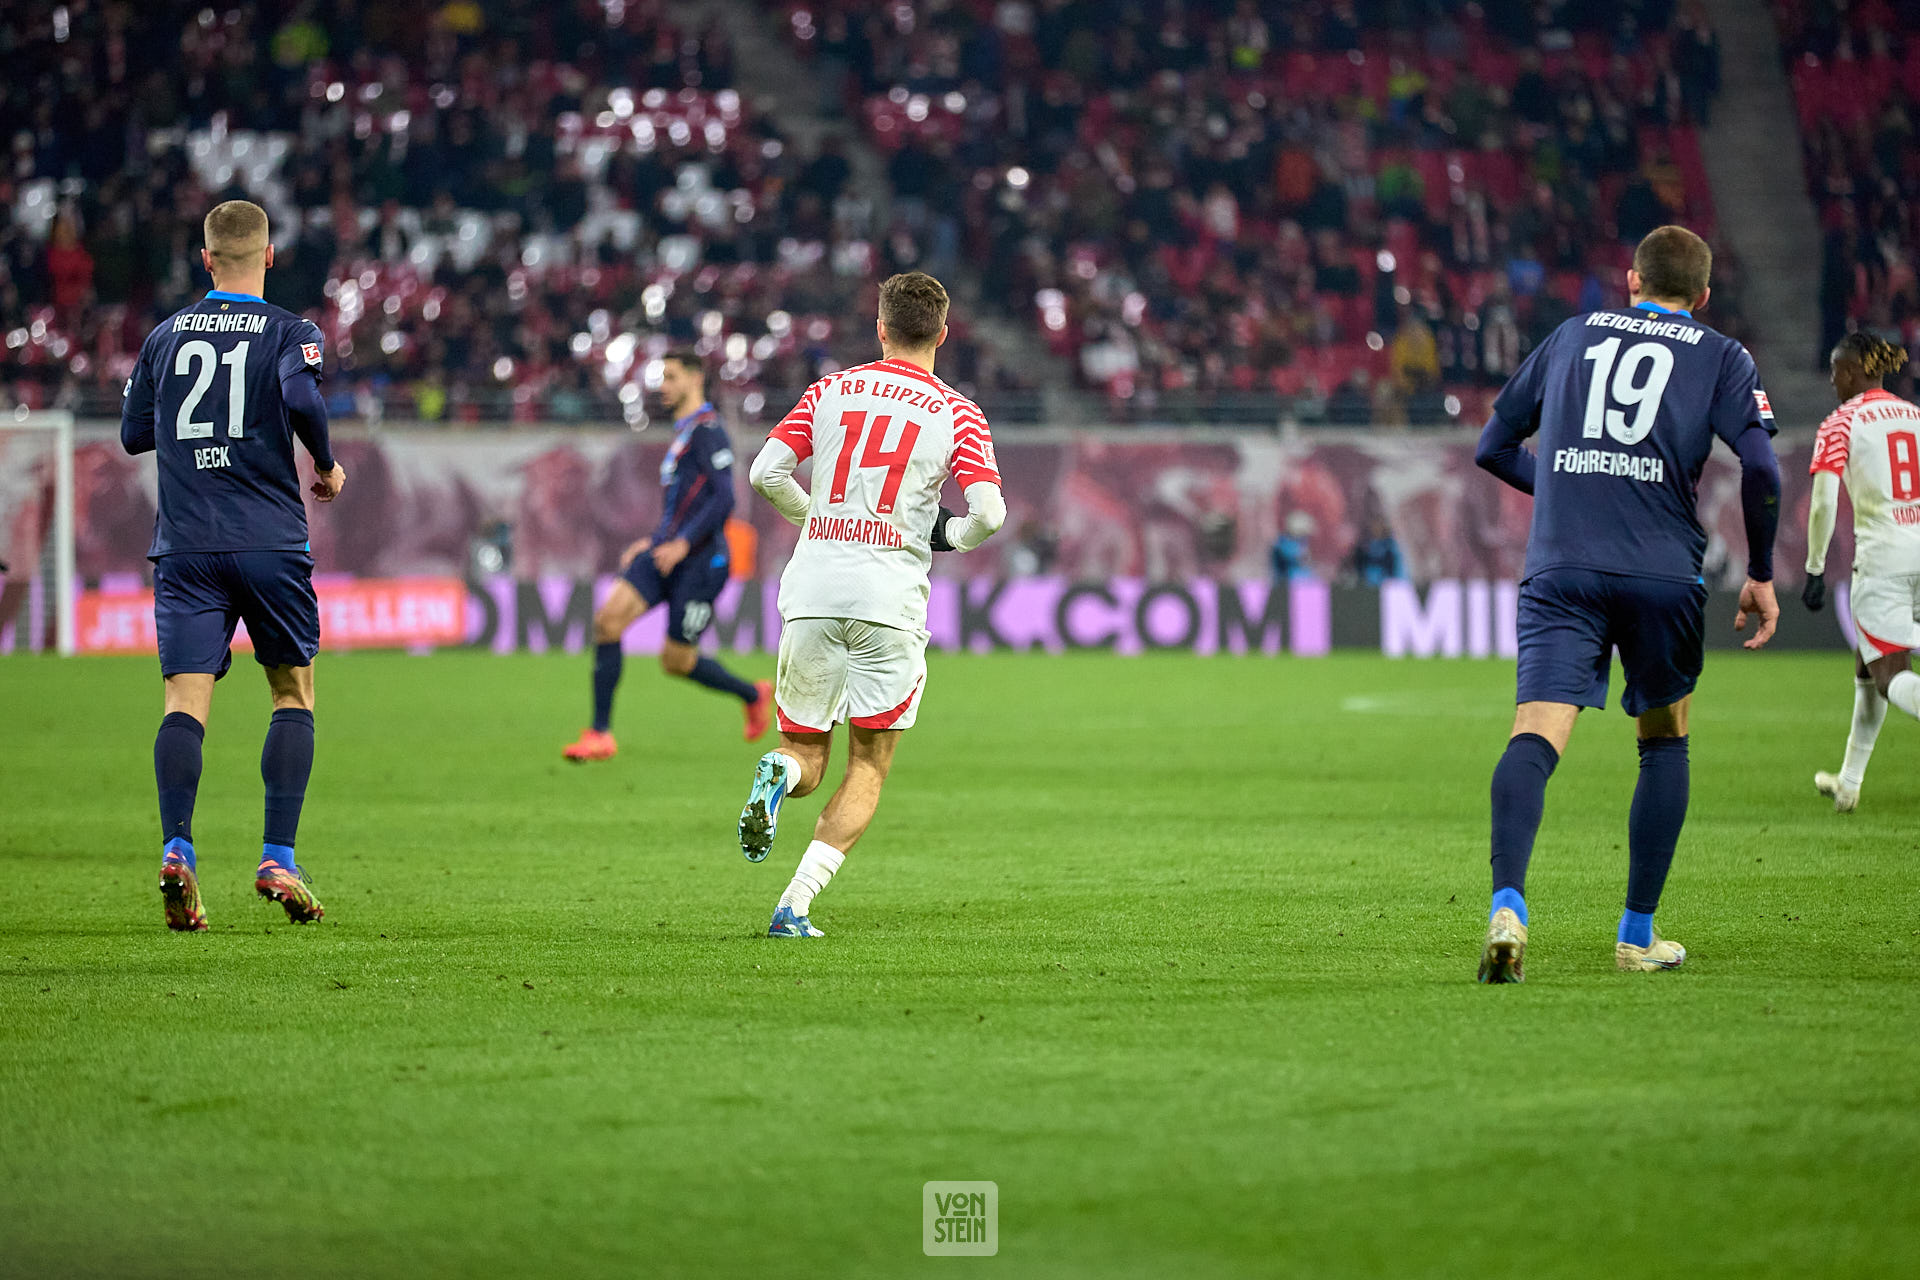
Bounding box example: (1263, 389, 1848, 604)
(778, 840, 845, 916)
(1841, 677, 1888, 790)
(773, 750, 805, 792)
(1888, 671, 1920, 722)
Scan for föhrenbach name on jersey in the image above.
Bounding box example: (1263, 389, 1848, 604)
(1551, 449, 1666, 482)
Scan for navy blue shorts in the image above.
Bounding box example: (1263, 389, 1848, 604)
(153, 551, 320, 679)
(1515, 568, 1707, 717)
(621, 542, 730, 645)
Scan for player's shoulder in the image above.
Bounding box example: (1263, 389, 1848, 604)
(692, 408, 734, 451)
(923, 372, 986, 429)
(267, 300, 320, 332)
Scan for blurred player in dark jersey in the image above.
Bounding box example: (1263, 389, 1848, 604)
(121, 200, 345, 931)
(1472, 225, 1781, 982)
(561, 351, 772, 762)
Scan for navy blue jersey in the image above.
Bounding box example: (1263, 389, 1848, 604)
(1491, 303, 1776, 584)
(121, 290, 332, 558)
(650, 402, 736, 553)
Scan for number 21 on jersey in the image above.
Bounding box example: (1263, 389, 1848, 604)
(1581, 338, 1673, 446)
(829, 411, 923, 514)
(173, 339, 249, 440)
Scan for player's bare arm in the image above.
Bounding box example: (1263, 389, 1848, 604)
(650, 537, 691, 574)
(310, 463, 346, 502)
(1734, 578, 1779, 649)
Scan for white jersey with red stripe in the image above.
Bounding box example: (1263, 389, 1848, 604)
(767, 357, 1000, 631)
(1810, 388, 1920, 577)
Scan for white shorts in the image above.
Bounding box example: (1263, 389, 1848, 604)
(1851, 573, 1920, 663)
(775, 617, 927, 734)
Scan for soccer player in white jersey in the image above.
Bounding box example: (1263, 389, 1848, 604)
(737, 272, 1005, 937)
(1803, 332, 1920, 811)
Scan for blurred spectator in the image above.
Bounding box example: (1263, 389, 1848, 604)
(0, 1, 1027, 422)
(1776, 0, 1919, 390)
(1270, 511, 1318, 581)
(1347, 518, 1407, 587)
(790, 0, 1738, 422)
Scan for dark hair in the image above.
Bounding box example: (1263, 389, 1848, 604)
(663, 349, 704, 379)
(878, 271, 950, 348)
(1834, 332, 1910, 380)
(1632, 225, 1712, 304)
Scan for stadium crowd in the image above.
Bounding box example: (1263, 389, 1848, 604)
(14, 0, 1897, 428)
(1776, 0, 1920, 397)
(782, 0, 1741, 422)
(1, 0, 1023, 425)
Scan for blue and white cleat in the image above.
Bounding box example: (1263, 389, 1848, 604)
(738, 752, 791, 863)
(768, 904, 825, 938)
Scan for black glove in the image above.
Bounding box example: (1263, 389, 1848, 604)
(928, 505, 960, 552)
(1802, 572, 1826, 613)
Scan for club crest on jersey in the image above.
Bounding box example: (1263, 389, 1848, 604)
(1753, 390, 1773, 419)
(301, 341, 322, 366)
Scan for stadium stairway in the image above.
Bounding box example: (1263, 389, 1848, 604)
(1696, 0, 1830, 427)
(677, 0, 1091, 419)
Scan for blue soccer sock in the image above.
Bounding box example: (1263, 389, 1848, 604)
(591, 641, 623, 732)
(261, 708, 315, 854)
(1618, 908, 1656, 948)
(155, 711, 205, 856)
(1491, 886, 1529, 926)
(1625, 735, 1689, 924)
(261, 842, 298, 871)
(1489, 732, 1559, 917)
(163, 837, 196, 872)
(687, 655, 759, 702)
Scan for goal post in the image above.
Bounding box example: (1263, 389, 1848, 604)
(1, 409, 77, 656)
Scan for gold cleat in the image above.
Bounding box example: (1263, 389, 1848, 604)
(1476, 907, 1527, 984)
(1615, 931, 1686, 972)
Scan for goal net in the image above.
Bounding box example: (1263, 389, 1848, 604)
(0, 410, 76, 656)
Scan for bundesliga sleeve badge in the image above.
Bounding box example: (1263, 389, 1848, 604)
(1753, 390, 1773, 420)
(302, 341, 323, 367)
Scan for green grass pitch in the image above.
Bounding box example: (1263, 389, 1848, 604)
(3, 650, 1917, 1277)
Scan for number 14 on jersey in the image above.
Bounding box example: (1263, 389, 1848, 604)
(829, 411, 923, 514)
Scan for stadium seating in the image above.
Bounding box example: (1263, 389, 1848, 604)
(1774, 0, 1919, 392)
(0, 1, 1020, 424)
(779, 0, 1741, 423)
(3, 1, 1748, 426)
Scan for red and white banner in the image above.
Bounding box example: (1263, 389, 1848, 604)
(74, 576, 467, 656)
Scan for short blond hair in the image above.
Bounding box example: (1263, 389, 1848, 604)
(204, 200, 270, 264)
(878, 272, 949, 349)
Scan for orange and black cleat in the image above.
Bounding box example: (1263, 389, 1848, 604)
(562, 728, 618, 762)
(256, 861, 325, 924)
(160, 852, 208, 932)
(744, 680, 775, 741)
